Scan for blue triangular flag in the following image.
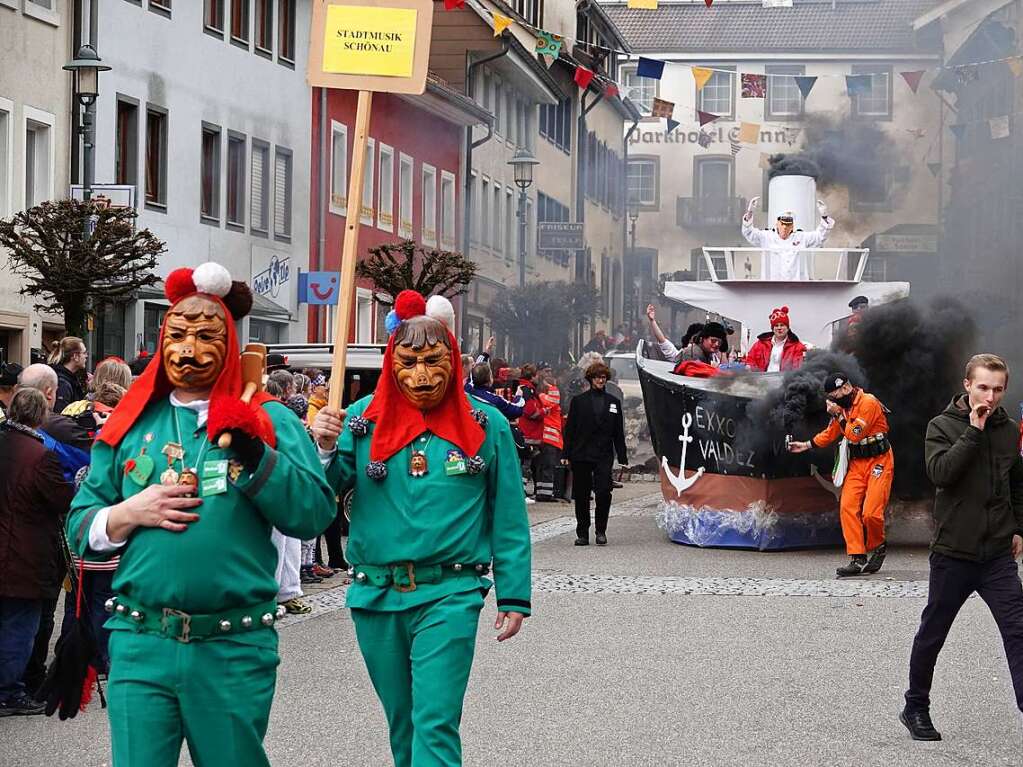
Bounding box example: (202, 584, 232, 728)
(794, 76, 817, 99)
(949, 123, 967, 141)
(666, 118, 680, 134)
(845, 74, 873, 96)
(637, 57, 665, 80)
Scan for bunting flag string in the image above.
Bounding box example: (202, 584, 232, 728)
(651, 98, 675, 118)
(900, 70, 925, 93)
(492, 13, 513, 36)
(666, 117, 681, 134)
(637, 57, 665, 80)
(627, 0, 658, 8)
(697, 131, 713, 148)
(989, 115, 1011, 140)
(927, 162, 942, 178)
(845, 74, 873, 96)
(693, 67, 714, 91)
(741, 74, 767, 98)
(443, 0, 1023, 133)
(697, 110, 720, 126)
(794, 76, 817, 99)
(730, 139, 742, 157)
(738, 121, 761, 144)
(574, 66, 595, 90)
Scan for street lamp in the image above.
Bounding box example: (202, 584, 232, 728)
(508, 147, 539, 288)
(64, 45, 111, 214)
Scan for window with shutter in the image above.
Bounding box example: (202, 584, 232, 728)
(273, 147, 292, 239)
(250, 141, 268, 233)
(329, 121, 348, 215)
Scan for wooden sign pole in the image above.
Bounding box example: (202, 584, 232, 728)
(327, 89, 373, 411)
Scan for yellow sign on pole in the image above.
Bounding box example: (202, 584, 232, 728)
(308, 0, 433, 95)
(322, 5, 418, 78)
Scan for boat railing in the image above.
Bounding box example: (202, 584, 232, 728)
(700, 247, 871, 282)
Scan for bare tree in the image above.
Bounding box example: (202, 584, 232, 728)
(0, 199, 163, 337)
(355, 240, 478, 306)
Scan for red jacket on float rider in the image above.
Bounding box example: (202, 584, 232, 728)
(745, 306, 807, 372)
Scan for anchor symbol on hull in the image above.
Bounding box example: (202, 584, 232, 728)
(661, 412, 706, 497)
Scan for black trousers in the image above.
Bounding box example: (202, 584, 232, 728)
(571, 459, 613, 539)
(906, 551, 1023, 712)
(21, 596, 57, 695)
(533, 444, 560, 501)
(318, 505, 347, 569)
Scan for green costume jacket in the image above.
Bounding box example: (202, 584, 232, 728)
(66, 398, 337, 647)
(325, 394, 532, 615)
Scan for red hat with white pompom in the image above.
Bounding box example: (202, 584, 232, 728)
(98, 262, 277, 449)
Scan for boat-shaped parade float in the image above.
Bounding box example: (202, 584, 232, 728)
(639, 174, 909, 551)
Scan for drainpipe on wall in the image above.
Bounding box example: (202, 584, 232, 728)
(575, 88, 603, 352)
(622, 114, 640, 330)
(459, 39, 509, 346)
(316, 87, 328, 341)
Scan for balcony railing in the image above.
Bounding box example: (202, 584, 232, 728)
(677, 196, 748, 229)
(700, 247, 872, 282)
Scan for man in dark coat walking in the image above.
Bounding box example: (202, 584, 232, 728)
(562, 361, 627, 546)
(0, 389, 74, 716)
(901, 354, 1023, 741)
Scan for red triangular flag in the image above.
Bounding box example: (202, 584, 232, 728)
(574, 67, 595, 90)
(443, 0, 465, 8)
(704, 0, 713, 5)
(901, 70, 925, 94)
(697, 110, 720, 126)
(604, 83, 619, 99)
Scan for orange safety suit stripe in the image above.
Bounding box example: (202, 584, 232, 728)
(811, 390, 894, 555)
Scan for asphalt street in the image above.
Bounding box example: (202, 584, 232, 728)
(3, 486, 1022, 766)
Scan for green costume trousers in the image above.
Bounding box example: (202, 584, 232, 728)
(107, 630, 279, 767)
(352, 589, 485, 767)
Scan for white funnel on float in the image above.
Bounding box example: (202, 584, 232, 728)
(768, 174, 817, 232)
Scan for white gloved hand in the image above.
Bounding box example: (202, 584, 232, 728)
(747, 197, 760, 215)
(817, 199, 828, 218)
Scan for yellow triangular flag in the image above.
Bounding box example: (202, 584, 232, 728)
(739, 121, 761, 145)
(693, 67, 713, 91)
(493, 13, 514, 36)
(627, 0, 658, 8)
(1009, 57, 1023, 78)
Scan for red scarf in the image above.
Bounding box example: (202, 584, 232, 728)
(362, 331, 484, 462)
(99, 295, 277, 448)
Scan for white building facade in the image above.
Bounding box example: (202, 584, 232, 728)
(85, 0, 309, 358)
(0, 0, 73, 366)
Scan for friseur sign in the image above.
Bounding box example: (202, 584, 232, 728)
(537, 222, 584, 251)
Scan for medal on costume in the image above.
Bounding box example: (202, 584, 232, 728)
(178, 468, 199, 497)
(227, 458, 244, 482)
(444, 449, 467, 476)
(160, 442, 184, 485)
(124, 449, 155, 486)
(409, 450, 428, 477)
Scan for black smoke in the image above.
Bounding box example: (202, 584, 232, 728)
(768, 115, 901, 201)
(846, 297, 977, 499)
(747, 297, 975, 500)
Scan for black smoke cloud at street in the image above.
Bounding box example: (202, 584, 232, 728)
(747, 298, 976, 500)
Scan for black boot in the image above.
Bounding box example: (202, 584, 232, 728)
(863, 542, 887, 574)
(574, 537, 589, 546)
(836, 555, 868, 578)
(595, 533, 607, 546)
(900, 706, 942, 741)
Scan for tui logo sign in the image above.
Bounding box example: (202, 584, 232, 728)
(298, 271, 341, 305)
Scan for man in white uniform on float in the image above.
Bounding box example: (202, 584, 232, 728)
(741, 197, 835, 281)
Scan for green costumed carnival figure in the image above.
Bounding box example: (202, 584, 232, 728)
(66, 262, 336, 766)
(312, 290, 532, 767)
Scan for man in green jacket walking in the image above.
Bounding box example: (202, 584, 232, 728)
(312, 291, 531, 767)
(901, 353, 1023, 742)
(66, 263, 336, 766)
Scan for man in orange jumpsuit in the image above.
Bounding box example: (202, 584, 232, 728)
(790, 373, 894, 577)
